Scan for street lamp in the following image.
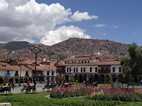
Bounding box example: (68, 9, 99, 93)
(30, 46, 41, 83)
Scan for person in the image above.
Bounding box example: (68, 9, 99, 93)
(33, 80, 36, 91)
(9, 79, 15, 91)
(27, 80, 30, 87)
(11, 82, 14, 91)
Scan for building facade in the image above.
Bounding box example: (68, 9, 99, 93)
(0, 60, 57, 84)
(61, 55, 123, 83)
(0, 54, 123, 84)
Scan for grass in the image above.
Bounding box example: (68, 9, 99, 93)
(0, 93, 142, 106)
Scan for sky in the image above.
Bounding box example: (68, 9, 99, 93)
(0, 0, 142, 45)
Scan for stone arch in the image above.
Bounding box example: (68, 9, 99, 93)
(105, 74, 111, 83)
(112, 74, 117, 82)
(100, 74, 105, 83)
(118, 74, 123, 82)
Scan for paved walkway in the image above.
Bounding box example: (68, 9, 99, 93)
(1, 83, 46, 94)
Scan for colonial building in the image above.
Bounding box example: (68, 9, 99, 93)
(58, 54, 123, 83)
(0, 60, 57, 84)
(0, 54, 123, 84)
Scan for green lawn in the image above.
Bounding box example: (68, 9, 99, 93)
(0, 93, 142, 106)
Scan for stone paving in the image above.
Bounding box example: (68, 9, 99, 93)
(1, 83, 46, 94)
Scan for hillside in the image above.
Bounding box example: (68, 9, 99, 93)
(50, 38, 128, 57)
(0, 38, 129, 61)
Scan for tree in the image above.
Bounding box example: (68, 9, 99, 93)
(121, 57, 132, 84)
(121, 43, 142, 83)
(56, 74, 65, 85)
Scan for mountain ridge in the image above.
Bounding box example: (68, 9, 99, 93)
(0, 38, 129, 60)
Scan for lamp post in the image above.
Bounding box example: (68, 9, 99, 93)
(30, 46, 41, 83)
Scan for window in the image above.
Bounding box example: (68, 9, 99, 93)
(47, 72, 49, 76)
(76, 68, 78, 72)
(81, 61, 84, 64)
(81, 67, 83, 72)
(70, 68, 72, 72)
(71, 60, 74, 64)
(84, 60, 89, 64)
(52, 71, 54, 76)
(74, 67, 76, 72)
(2, 64, 6, 67)
(87, 60, 90, 63)
(95, 67, 98, 72)
(25, 71, 29, 77)
(90, 67, 92, 72)
(119, 67, 122, 72)
(73, 67, 78, 72)
(67, 67, 71, 72)
(112, 67, 115, 72)
(83, 67, 86, 72)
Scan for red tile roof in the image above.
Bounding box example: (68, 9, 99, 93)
(58, 55, 121, 66)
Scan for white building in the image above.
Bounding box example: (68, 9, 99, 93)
(62, 55, 122, 83)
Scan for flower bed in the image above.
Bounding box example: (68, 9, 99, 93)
(97, 88, 135, 95)
(50, 84, 94, 98)
(50, 83, 142, 98)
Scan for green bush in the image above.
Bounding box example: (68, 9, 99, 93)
(87, 94, 142, 102)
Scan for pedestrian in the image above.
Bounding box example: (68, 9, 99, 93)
(33, 80, 36, 91)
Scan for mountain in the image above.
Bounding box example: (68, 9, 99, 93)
(0, 38, 129, 61)
(50, 38, 128, 57)
(4, 41, 32, 51)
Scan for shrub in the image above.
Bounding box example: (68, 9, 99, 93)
(87, 94, 142, 102)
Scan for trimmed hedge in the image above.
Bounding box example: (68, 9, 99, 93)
(87, 94, 142, 102)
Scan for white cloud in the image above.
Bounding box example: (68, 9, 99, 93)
(5, 0, 29, 6)
(40, 26, 91, 45)
(71, 11, 98, 21)
(0, 0, 8, 10)
(0, 0, 97, 44)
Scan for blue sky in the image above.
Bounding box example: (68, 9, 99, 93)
(37, 0, 142, 45)
(0, 0, 141, 45)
